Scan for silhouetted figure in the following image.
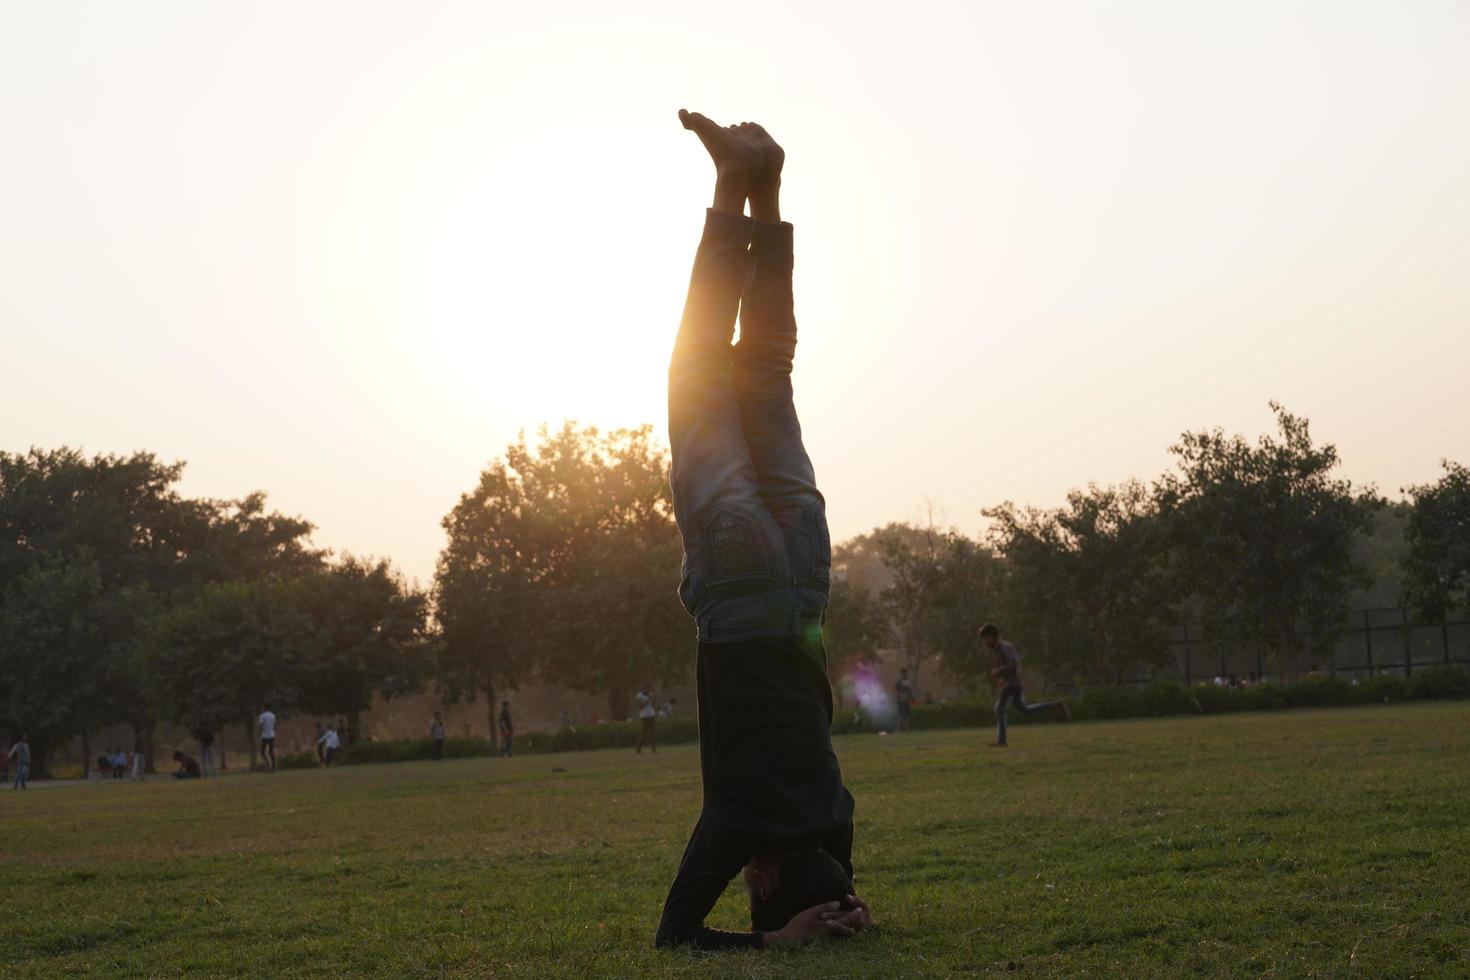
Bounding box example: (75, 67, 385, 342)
(894, 668, 914, 732)
(654, 111, 872, 953)
(498, 702, 514, 757)
(981, 623, 1068, 747)
(172, 750, 202, 779)
(636, 687, 658, 754)
(257, 703, 277, 772)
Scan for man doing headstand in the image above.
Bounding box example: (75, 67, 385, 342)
(654, 109, 874, 951)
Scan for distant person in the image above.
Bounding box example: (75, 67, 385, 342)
(194, 726, 216, 777)
(257, 703, 278, 772)
(923, 692, 935, 706)
(894, 668, 914, 732)
(317, 724, 341, 766)
(636, 688, 658, 754)
(662, 697, 678, 718)
(7, 733, 29, 790)
(429, 712, 446, 760)
(559, 710, 573, 732)
(498, 701, 514, 757)
(130, 734, 147, 781)
(335, 718, 350, 746)
(980, 623, 1068, 748)
(172, 750, 202, 779)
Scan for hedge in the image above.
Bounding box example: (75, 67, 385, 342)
(270, 665, 1470, 769)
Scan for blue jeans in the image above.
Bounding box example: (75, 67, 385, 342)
(12, 762, 27, 789)
(668, 210, 831, 643)
(994, 687, 1059, 745)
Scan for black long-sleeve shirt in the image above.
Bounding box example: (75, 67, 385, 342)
(654, 635, 855, 951)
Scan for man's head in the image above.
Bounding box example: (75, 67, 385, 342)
(899, 668, 908, 679)
(172, 750, 185, 763)
(262, 703, 271, 713)
(744, 847, 854, 932)
(433, 711, 441, 721)
(978, 623, 1000, 650)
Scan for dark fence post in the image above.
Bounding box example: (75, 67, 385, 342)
(1403, 607, 1412, 677)
(1364, 610, 1374, 673)
(1176, 625, 1187, 687)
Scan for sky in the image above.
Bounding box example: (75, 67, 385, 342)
(3, 0, 1468, 587)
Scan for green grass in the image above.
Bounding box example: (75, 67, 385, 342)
(3, 703, 1468, 977)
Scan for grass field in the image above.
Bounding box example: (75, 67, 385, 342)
(3, 703, 1468, 978)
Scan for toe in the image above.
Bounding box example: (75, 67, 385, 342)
(679, 109, 719, 136)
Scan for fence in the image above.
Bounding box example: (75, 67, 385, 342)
(1121, 608, 1470, 686)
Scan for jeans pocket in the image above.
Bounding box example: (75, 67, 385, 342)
(700, 502, 777, 588)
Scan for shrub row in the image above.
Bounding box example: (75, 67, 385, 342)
(275, 719, 704, 768)
(271, 665, 1470, 769)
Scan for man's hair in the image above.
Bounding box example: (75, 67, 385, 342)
(978, 623, 1000, 639)
(749, 847, 854, 932)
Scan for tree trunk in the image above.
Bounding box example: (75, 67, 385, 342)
(484, 682, 498, 750)
(1279, 623, 1296, 682)
(607, 674, 632, 722)
(81, 729, 92, 780)
(244, 718, 257, 771)
(219, 735, 228, 771)
(347, 709, 362, 745)
(29, 736, 50, 780)
(142, 724, 157, 774)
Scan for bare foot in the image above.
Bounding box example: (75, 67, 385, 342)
(678, 109, 765, 185)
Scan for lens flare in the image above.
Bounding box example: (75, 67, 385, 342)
(844, 662, 896, 730)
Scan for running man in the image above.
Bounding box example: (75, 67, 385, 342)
(980, 623, 1069, 747)
(257, 703, 277, 772)
(654, 110, 874, 951)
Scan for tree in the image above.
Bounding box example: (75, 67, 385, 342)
(436, 423, 687, 729)
(1402, 460, 1470, 620)
(0, 448, 205, 772)
(843, 521, 1002, 692)
(822, 576, 886, 700)
(0, 555, 107, 777)
(1156, 403, 1382, 676)
(146, 578, 310, 769)
(292, 556, 431, 739)
(985, 481, 1178, 684)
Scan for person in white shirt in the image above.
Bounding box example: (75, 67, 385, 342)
(636, 687, 658, 755)
(258, 704, 278, 772)
(317, 725, 341, 766)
